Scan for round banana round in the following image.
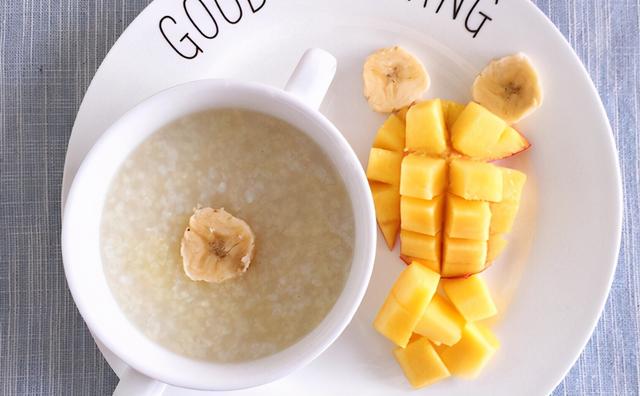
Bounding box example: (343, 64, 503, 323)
(472, 53, 543, 124)
(363, 46, 430, 113)
(180, 207, 255, 283)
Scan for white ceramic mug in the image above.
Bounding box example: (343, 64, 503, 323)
(61, 49, 376, 394)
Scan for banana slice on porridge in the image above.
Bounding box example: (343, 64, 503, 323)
(181, 207, 255, 283)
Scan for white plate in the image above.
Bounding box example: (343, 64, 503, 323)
(61, 1, 622, 395)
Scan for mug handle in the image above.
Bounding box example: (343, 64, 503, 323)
(111, 49, 336, 396)
(113, 367, 167, 396)
(285, 48, 337, 110)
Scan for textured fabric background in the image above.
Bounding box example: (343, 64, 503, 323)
(0, 0, 638, 395)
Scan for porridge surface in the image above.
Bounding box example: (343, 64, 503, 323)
(101, 109, 354, 362)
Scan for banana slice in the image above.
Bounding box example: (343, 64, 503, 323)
(472, 53, 543, 124)
(180, 207, 255, 283)
(363, 46, 430, 113)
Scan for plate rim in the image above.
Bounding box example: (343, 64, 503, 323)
(60, 0, 624, 394)
(515, 1, 623, 392)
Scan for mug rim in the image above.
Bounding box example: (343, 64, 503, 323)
(61, 78, 377, 390)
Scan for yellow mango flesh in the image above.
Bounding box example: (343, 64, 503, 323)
(366, 99, 533, 388)
(400, 231, 442, 263)
(400, 154, 448, 200)
(401, 257, 440, 273)
(441, 275, 497, 322)
(489, 168, 526, 234)
(366, 148, 403, 185)
(392, 262, 441, 310)
(490, 202, 519, 234)
(449, 159, 503, 202)
(415, 294, 465, 346)
(445, 194, 491, 241)
(486, 234, 508, 263)
(373, 295, 419, 348)
(395, 106, 410, 123)
(489, 127, 531, 160)
(476, 322, 501, 349)
(394, 337, 450, 388)
(373, 114, 406, 152)
(415, 259, 440, 274)
(401, 195, 445, 236)
(441, 100, 465, 130)
(370, 182, 400, 249)
(500, 168, 527, 202)
(374, 263, 440, 347)
(441, 237, 487, 278)
(451, 102, 506, 158)
(405, 99, 448, 155)
(435, 323, 498, 379)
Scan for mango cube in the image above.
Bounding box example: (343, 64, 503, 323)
(366, 148, 402, 185)
(374, 295, 419, 348)
(373, 114, 406, 152)
(405, 99, 448, 155)
(441, 237, 486, 278)
(400, 154, 447, 200)
(374, 262, 440, 347)
(489, 167, 526, 234)
(449, 159, 503, 202)
(401, 195, 445, 236)
(441, 275, 497, 321)
(445, 194, 491, 240)
(441, 100, 465, 130)
(435, 322, 498, 378)
(415, 294, 465, 346)
(500, 168, 527, 202)
(392, 262, 441, 310)
(489, 202, 519, 234)
(394, 337, 450, 388)
(486, 234, 508, 263)
(451, 102, 506, 158)
(400, 230, 442, 262)
(370, 182, 400, 249)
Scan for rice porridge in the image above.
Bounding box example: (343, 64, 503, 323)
(100, 109, 354, 362)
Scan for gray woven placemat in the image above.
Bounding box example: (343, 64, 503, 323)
(1, 0, 638, 394)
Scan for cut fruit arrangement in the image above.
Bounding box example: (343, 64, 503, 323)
(362, 48, 541, 389)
